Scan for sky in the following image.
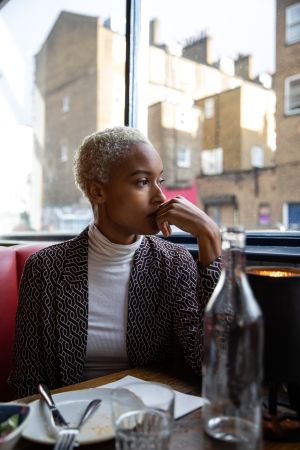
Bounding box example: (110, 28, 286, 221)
(0, 0, 276, 124)
(150, 0, 276, 76)
(1, 0, 276, 72)
(0, 0, 276, 225)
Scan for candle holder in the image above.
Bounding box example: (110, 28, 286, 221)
(247, 266, 300, 441)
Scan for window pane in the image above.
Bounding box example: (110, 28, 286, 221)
(147, 0, 300, 231)
(177, 148, 191, 168)
(286, 2, 300, 44)
(2, 0, 300, 235)
(291, 79, 300, 109)
(285, 76, 300, 113)
(0, 0, 125, 233)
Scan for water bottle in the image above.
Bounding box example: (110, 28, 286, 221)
(202, 227, 263, 450)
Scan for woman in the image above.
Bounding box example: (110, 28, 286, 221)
(9, 126, 221, 397)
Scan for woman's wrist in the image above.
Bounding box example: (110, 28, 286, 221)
(196, 225, 221, 267)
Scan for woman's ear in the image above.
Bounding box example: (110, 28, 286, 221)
(87, 181, 106, 204)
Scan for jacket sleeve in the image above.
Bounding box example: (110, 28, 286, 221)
(8, 255, 46, 398)
(172, 255, 222, 376)
(197, 256, 222, 308)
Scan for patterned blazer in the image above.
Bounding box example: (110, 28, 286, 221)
(9, 228, 221, 397)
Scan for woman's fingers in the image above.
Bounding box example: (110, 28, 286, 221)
(156, 196, 198, 234)
(158, 220, 172, 237)
(156, 199, 177, 236)
(156, 195, 218, 237)
(155, 196, 221, 265)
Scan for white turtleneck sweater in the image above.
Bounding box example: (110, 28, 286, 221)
(82, 224, 143, 380)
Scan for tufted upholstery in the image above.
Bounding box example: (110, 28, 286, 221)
(0, 243, 51, 401)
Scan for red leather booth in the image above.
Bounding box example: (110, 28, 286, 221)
(0, 243, 51, 401)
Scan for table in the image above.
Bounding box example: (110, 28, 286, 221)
(14, 367, 300, 450)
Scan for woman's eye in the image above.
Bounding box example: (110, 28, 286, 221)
(137, 179, 148, 187)
(136, 178, 164, 187)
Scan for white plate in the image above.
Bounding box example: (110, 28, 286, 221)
(22, 388, 114, 445)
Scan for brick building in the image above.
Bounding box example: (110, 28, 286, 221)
(33, 11, 277, 230)
(274, 0, 300, 229)
(34, 12, 125, 228)
(196, 0, 300, 230)
(195, 84, 275, 173)
(194, 82, 277, 229)
(148, 101, 202, 190)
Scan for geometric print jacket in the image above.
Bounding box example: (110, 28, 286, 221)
(8, 227, 222, 397)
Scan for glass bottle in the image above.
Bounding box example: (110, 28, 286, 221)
(202, 227, 263, 450)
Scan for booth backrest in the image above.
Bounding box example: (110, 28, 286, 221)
(0, 243, 52, 401)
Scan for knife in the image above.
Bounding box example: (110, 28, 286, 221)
(38, 383, 69, 428)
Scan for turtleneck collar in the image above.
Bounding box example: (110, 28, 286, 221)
(88, 223, 143, 261)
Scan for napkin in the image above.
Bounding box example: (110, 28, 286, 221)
(96, 375, 207, 419)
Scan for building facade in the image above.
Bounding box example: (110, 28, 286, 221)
(195, 0, 300, 230)
(34, 11, 278, 230)
(275, 0, 300, 229)
(196, 84, 276, 173)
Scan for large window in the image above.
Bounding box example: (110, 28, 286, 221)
(286, 2, 300, 44)
(284, 74, 300, 115)
(283, 202, 300, 230)
(177, 148, 191, 168)
(0, 0, 125, 233)
(147, 0, 299, 231)
(1, 0, 300, 235)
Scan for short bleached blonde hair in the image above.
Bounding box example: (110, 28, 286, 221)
(73, 126, 151, 198)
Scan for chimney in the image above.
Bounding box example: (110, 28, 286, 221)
(182, 34, 213, 65)
(234, 54, 253, 80)
(150, 18, 161, 46)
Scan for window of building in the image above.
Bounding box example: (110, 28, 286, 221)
(206, 205, 220, 225)
(177, 148, 191, 168)
(201, 148, 223, 175)
(286, 2, 300, 45)
(1, 0, 300, 237)
(283, 202, 300, 230)
(62, 95, 70, 113)
(285, 74, 300, 115)
(205, 203, 236, 227)
(251, 146, 264, 168)
(204, 98, 215, 119)
(60, 142, 68, 162)
(0, 0, 125, 233)
(258, 203, 271, 226)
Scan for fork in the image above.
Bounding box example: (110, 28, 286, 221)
(53, 399, 102, 450)
(54, 428, 78, 450)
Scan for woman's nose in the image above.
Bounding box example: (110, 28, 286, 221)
(153, 184, 167, 204)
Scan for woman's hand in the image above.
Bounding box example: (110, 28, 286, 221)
(155, 196, 221, 266)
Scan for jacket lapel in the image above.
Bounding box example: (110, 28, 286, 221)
(56, 228, 89, 385)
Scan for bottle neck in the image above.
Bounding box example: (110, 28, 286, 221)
(222, 248, 246, 273)
(221, 228, 246, 274)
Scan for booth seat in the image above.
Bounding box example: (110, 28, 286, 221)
(0, 243, 51, 401)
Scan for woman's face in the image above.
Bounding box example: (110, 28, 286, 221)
(94, 142, 167, 244)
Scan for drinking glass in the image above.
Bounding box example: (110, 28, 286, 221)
(110, 382, 174, 450)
